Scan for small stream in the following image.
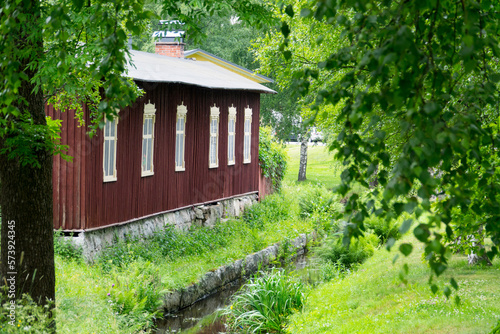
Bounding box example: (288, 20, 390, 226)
(154, 254, 314, 333)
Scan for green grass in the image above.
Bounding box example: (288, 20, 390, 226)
(284, 144, 341, 189)
(54, 188, 317, 333)
(287, 233, 500, 334)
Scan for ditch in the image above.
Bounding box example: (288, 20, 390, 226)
(154, 254, 314, 333)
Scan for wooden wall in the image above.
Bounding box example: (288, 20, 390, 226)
(49, 82, 261, 230)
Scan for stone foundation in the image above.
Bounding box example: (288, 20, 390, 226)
(71, 194, 257, 262)
(162, 232, 317, 314)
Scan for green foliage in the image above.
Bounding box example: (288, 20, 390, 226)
(269, 0, 500, 293)
(491, 319, 500, 334)
(316, 259, 351, 283)
(97, 222, 238, 272)
(287, 233, 500, 334)
(53, 229, 83, 262)
(225, 270, 305, 333)
(365, 215, 403, 244)
(315, 234, 378, 269)
(297, 184, 342, 233)
(243, 193, 292, 230)
(259, 126, 288, 192)
(106, 261, 164, 331)
(0, 292, 54, 333)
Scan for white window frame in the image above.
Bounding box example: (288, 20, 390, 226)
(103, 113, 118, 182)
(209, 104, 220, 168)
(227, 105, 237, 166)
(141, 101, 156, 177)
(243, 107, 252, 164)
(175, 103, 187, 172)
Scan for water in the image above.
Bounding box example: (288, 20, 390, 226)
(154, 254, 314, 334)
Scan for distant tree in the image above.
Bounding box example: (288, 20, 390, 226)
(253, 0, 338, 182)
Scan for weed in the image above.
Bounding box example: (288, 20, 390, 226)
(0, 292, 54, 333)
(365, 215, 402, 244)
(315, 234, 379, 269)
(225, 270, 305, 333)
(53, 229, 83, 262)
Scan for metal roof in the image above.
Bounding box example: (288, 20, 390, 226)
(184, 48, 274, 84)
(126, 50, 276, 94)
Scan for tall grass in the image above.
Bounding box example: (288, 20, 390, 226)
(225, 270, 305, 333)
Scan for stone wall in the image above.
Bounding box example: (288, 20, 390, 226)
(162, 232, 317, 314)
(72, 194, 257, 262)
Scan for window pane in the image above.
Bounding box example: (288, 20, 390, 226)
(104, 140, 109, 175)
(179, 134, 182, 166)
(175, 137, 179, 167)
(109, 141, 115, 175)
(110, 119, 115, 137)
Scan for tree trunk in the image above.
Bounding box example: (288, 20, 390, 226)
(0, 0, 56, 319)
(467, 226, 492, 266)
(298, 134, 308, 181)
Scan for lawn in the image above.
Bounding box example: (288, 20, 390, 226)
(287, 233, 500, 334)
(284, 143, 341, 189)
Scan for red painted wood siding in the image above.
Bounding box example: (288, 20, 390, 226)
(46, 104, 88, 230)
(49, 83, 261, 230)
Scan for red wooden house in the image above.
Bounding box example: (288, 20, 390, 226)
(47, 43, 274, 237)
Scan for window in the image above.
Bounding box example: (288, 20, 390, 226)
(175, 103, 187, 171)
(227, 105, 236, 165)
(243, 107, 252, 163)
(142, 101, 156, 176)
(103, 114, 118, 182)
(209, 104, 220, 168)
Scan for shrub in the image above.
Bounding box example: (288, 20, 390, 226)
(106, 261, 165, 331)
(315, 234, 379, 269)
(53, 229, 83, 261)
(297, 185, 342, 233)
(259, 126, 288, 192)
(225, 270, 305, 333)
(242, 193, 292, 229)
(0, 292, 54, 333)
(365, 215, 401, 244)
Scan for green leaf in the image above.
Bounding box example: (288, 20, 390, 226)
(283, 50, 292, 60)
(72, 0, 84, 11)
(385, 237, 396, 250)
(431, 284, 438, 295)
(281, 22, 290, 38)
(450, 278, 458, 290)
(399, 243, 413, 256)
(285, 4, 294, 17)
(300, 8, 312, 17)
(414, 224, 430, 242)
(443, 287, 451, 298)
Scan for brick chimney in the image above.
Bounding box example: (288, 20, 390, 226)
(155, 41, 185, 58)
(153, 24, 185, 58)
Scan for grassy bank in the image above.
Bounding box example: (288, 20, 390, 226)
(54, 184, 318, 333)
(287, 234, 500, 333)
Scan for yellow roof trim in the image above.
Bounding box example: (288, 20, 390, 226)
(185, 52, 272, 84)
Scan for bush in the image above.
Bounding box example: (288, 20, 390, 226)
(242, 193, 292, 229)
(315, 234, 379, 269)
(297, 185, 342, 233)
(365, 215, 401, 244)
(53, 229, 83, 261)
(106, 261, 164, 331)
(259, 126, 288, 192)
(225, 270, 305, 333)
(0, 292, 54, 333)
